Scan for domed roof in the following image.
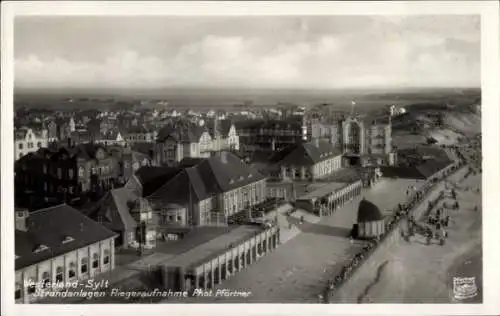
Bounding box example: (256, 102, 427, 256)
(357, 199, 384, 223)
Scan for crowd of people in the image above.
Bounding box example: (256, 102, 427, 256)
(319, 156, 469, 303)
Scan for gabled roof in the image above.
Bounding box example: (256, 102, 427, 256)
(270, 140, 342, 166)
(135, 166, 183, 197)
(15, 204, 117, 270)
(179, 157, 207, 168)
(149, 152, 266, 204)
(156, 121, 206, 143)
(131, 142, 155, 156)
(91, 188, 138, 232)
(206, 119, 234, 138)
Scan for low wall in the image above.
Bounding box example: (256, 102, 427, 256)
(321, 164, 469, 302)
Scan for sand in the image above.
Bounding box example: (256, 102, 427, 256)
(331, 173, 481, 303)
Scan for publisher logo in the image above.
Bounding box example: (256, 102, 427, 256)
(453, 277, 478, 300)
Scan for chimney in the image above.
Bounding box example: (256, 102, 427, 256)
(221, 151, 228, 164)
(315, 138, 320, 148)
(271, 138, 276, 151)
(15, 210, 29, 232)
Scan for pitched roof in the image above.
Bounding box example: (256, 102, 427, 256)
(416, 159, 452, 179)
(93, 188, 138, 232)
(131, 142, 155, 156)
(135, 166, 183, 197)
(357, 199, 384, 223)
(156, 121, 206, 143)
(206, 119, 234, 138)
(234, 119, 302, 131)
(270, 140, 342, 166)
(15, 204, 117, 270)
(179, 157, 207, 168)
(149, 152, 266, 203)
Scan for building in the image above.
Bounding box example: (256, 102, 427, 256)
(207, 119, 240, 152)
(340, 115, 396, 166)
(155, 122, 213, 165)
(147, 152, 267, 227)
(122, 125, 157, 144)
(91, 188, 160, 249)
(355, 199, 385, 239)
(15, 204, 117, 303)
(234, 119, 304, 153)
(94, 130, 126, 146)
(161, 224, 280, 291)
(268, 140, 343, 181)
(15, 127, 49, 160)
(14, 144, 133, 209)
(306, 117, 341, 147)
(46, 120, 59, 143)
(55, 117, 76, 142)
(294, 179, 363, 217)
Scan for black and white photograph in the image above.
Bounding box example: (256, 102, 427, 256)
(1, 1, 499, 315)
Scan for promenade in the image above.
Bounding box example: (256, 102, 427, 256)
(330, 167, 479, 303)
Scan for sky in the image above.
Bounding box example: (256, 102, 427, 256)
(14, 15, 480, 90)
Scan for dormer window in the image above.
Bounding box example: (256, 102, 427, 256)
(33, 244, 49, 253)
(239, 176, 244, 181)
(62, 236, 74, 244)
(15, 255, 20, 260)
(229, 179, 234, 184)
(248, 173, 252, 178)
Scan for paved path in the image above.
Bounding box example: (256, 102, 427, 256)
(330, 167, 478, 304)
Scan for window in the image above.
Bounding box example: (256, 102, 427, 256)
(28, 142, 33, 149)
(92, 253, 99, 269)
(69, 186, 74, 194)
(62, 236, 74, 244)
(81, 258, 88, 274)
(78, 166, 84, 177)
(177, 215, 182, 222)
(55, 266, 64, 283)
(19, 143, 23, 149)
(103, 249, 110, 265)
(34, 244, 49, 253)
(68, 168, 74, 179)
(57, 168, 62, 179)
(37, 141, 42, 148)
(42, 271, 50, 288)
(68, 262, 76, 279)
(168, 215, 174, 222)
(43, 164, 47, 174)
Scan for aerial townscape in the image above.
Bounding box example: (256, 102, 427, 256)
(12, 14, 482, 304)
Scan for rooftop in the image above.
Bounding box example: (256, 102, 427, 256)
(165, 225, 264, 269)
(357, 199, 384, 223)
(15, 204, 117, 270)
(296, 182, 348, 201)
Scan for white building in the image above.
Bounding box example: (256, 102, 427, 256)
(15, 127, 49, 160)
(15, 205, 118, 303)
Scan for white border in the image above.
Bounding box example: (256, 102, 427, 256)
(2, 1, 499, 316)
